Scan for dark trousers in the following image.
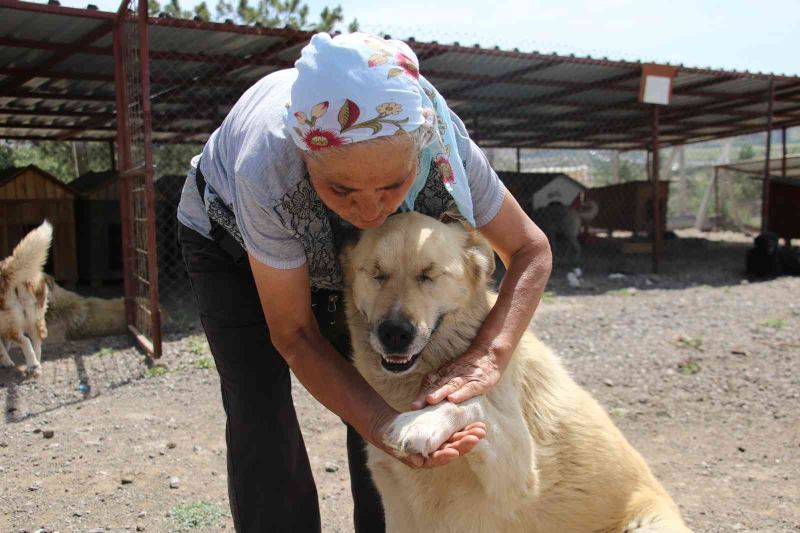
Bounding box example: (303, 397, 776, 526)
(180, 223, 385, 533)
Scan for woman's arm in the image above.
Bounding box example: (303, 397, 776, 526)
(248, 255, 486, 467)
(412, 189, 552, 407)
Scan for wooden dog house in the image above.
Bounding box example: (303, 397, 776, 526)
(586, 180, 669, 236)
(0, 165, 77, 283)
(71, 170, 123, 284)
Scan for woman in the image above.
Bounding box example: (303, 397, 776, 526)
(177, 32, 552, 532)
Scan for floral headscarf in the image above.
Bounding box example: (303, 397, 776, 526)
(285, 32, 475, 226)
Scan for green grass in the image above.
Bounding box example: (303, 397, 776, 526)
(609, 287, 637, 296)
(97, 347, 114, 357)
(674, 335, 703, 351)
(171, 501, 224, 531)
(759, 318, 786, 330)
(194, 357, 215, 370)
(187, 335, 208, 356)
(540, 291, 556, 304)
(678, 358, 702, 375)
(144, 365, 168, 379)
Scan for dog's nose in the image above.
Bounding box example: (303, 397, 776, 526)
(377, 320, 416, 353)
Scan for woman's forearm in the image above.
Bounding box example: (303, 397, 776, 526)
(471, 236, 552, 369)
(275, 327, 398, 445)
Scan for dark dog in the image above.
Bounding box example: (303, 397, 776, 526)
(746, 232, 799, 279)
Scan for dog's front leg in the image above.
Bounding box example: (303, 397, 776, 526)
(0, 340, 14, 367)
(384, 398, 485, 458)
(17, 334, 41, 376)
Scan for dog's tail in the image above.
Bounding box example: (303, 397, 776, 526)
(577, 200, 599, 221)
(2, 221, 53, 287)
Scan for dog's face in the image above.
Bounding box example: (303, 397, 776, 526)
(342, 212, 494, 376)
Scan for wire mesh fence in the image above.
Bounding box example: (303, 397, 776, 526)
(109, 21, 799, 337)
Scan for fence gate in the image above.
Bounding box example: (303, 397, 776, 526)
(113, 0, 162, 358)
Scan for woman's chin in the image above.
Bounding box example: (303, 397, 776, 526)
(350, 214, 388, 229)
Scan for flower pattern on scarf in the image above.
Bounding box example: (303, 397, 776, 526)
(293, 98, 409, 150)
(365, 35, 420, 80)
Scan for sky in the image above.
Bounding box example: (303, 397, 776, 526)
(47, 0, 800, 75)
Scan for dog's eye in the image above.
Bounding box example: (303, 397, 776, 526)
(373, 272, 389, 283)
(417, 272, 433, 283)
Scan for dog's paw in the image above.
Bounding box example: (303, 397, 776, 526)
(25, 364, 42, 378)
(623, 517, 690, 533)
(384, 406, 458, 457)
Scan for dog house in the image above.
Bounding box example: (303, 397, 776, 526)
(71, 170, 123, 284)
(586, 180, 669, 236)
(0, 165, 78, 283)
(767, 177, 800, 241)
(497, 172, 588, 217)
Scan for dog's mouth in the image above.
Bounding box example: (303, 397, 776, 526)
(380, 352, 423, 373)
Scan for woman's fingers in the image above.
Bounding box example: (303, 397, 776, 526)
(411, 372, 464, 409)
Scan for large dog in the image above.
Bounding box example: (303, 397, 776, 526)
(341, 212, 690, 533)
(531, 200, 598, 261)
(43, 274, 127, 343)
(0, 221, 53, 376)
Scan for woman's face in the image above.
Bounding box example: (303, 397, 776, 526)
(304, 134, 418, 229)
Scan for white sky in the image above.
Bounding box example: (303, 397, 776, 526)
(45, 0, 800, 75)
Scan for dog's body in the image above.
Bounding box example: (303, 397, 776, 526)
(44, 275, 127, 343)
(531, 201, 598, 260)
(0, 221, 53, 375)
(341, 213, 689, 533)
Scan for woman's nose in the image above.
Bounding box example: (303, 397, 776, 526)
(353, 194, 383, 219)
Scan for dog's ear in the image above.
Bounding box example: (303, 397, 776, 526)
(439, 205, 468, 227)
(338, 233, 361, 287)
(463, 230, 495, 287)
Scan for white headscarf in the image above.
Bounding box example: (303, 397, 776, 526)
(284, 32, 476, 226)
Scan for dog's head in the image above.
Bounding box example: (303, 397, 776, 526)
(341, 212, 494, 376)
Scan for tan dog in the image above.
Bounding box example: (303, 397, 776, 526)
(341, 212, 690, 533)
(0, 221, 52, 376)
(531, 200, 598, 260)
(44, 275, 127, 343)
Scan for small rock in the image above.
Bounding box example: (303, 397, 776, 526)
(137, 527, 145, 532)
(324, 462, 339, 473)
(166, 442, 177, 450)
(737, 446, 746, 453)
(121, 475, 134, 485)
(603, 379, 614, 387)
(33, 428, 41, 434)
(169, 476, 180, 489)
(72, 511, 82, 517)
(137, 511, 146, 518)
(42, 430, 54, 439)
(192, 445, 201, 453)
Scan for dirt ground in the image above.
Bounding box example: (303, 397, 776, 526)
(1, 235, 799, 533)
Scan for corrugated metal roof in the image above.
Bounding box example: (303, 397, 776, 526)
(1, 0, 800, 150)
(717, 156, 800, 180)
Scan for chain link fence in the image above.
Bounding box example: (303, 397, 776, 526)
(110, 23, 797, 334)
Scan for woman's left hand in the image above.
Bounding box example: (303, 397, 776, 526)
(411, 349, 502, 409)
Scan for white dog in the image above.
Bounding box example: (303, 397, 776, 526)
(531, 200, 598, 260)
(341, 212, 690, 533)
(0, 221, 53, 376)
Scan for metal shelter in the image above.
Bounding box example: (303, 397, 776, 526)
(2, 0, 799, 357)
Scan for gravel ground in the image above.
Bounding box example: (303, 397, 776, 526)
(1, 240, 798, 532)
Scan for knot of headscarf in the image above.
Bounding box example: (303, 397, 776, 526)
(284, 32, 475, 226)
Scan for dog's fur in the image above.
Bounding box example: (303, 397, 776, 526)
(341, 212, 689, 533)
(43, 274, 127, 343)
(531, 200, 598, 260)
(0, 221, 53, 375)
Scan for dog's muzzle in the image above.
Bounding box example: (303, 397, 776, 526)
(376, 319, 421, 373)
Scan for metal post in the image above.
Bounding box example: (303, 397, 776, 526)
(782, 126, 788, 177)
(112, 10, 135, 331)
(651, 104, 662, 273)
(516, 147, 521, 173)
(138, 0, 162, 358)
(761, 78, 774, 233)
(713, 167, 719, 230)
(108, 140, 116, 171)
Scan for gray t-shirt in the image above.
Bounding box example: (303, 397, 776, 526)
(177, 68, 506, 275)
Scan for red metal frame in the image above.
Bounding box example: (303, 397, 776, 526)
(113, 0, 162, 358)
(762, 79, 775, 233)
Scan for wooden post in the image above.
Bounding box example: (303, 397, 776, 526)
(516, 147, 521, 173)
(782, 126, 788, 177)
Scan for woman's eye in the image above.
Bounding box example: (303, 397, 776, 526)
(331, 186, 350, 197)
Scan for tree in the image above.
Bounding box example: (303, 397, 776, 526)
(0, 141, 14, 169)
(737, 144, 756, 161)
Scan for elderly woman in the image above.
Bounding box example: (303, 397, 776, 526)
(177, 32, 551, 532)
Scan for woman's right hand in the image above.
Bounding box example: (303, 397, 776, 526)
(368, 408, 487, 469)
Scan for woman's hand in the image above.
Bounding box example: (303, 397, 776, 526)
(411, 349, 502, 410)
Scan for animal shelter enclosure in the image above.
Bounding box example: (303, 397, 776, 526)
(1, 0, 799, 357)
